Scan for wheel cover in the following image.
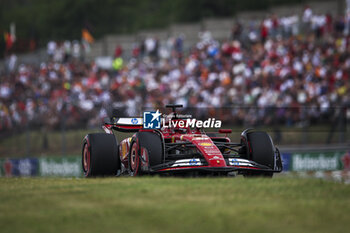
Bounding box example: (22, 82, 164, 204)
(83, 143, 90, 176)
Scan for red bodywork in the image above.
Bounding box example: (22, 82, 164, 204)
(104, 115, 282, 175)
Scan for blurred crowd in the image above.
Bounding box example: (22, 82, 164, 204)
(1, 6, 349, 132)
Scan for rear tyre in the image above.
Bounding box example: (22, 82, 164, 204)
(243, 131, 275, 177)
(82, 133, 120, 177)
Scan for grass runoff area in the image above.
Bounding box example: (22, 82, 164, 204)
(0, 177, 350, 233)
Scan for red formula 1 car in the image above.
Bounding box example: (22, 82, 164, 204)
(82, 105, 282, 177)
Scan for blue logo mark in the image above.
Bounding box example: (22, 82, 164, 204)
(143, 110, 161, 129)
(131, 118, 138, 124)
(230, 158, 239, 166)
(189, 159, 198, 165)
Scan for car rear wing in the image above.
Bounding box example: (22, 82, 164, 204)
(103, 117, 144, 132)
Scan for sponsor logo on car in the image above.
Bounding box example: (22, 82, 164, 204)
(209, 156, 225, 161)
(171, 159, 202, 167)
(192, 137, 209, 140)
(131, 118, 139, 124)
(229, 158, 240, 166)
(199, 142, 212, 146)
(228, 158, 254, 166)
(189, 159, 198, 165)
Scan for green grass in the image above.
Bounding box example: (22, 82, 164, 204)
(0, 177, 349, 233)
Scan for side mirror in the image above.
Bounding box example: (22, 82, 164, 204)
(218, 129, 232, 134)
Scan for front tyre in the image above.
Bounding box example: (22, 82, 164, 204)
(241, 130, 275, 178)
(128, 132, 164, 176)
(82, 133, 120, 177)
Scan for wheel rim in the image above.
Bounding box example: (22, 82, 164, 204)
(83, 143, 90, 176)
(130, 142, 139, 175)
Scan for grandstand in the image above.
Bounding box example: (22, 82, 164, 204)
(0, 0, 349, 157)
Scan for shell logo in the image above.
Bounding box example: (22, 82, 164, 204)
(199, 142, 212, 146)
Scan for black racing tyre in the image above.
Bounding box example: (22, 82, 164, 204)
(82, 133, 120, 177)
(136, 131, 164, 167)
(248, 131, 275, 168)
(244, 131, 275, 177)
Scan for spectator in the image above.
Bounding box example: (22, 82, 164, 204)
(0, 6, 349, 132)
(47, 40, 57, 59)
(114, 45, 123, 58)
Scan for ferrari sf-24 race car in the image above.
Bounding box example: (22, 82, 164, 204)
(82, 105, 282, 177)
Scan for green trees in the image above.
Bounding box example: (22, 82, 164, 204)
(0, 0, 307, 46)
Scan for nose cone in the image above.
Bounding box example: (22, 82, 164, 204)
(191, 138, 227, 167)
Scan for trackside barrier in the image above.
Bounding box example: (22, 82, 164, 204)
(281, 151, 350, 172)
(0, 150, 349, 177)
(0, 156, 82, 177)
